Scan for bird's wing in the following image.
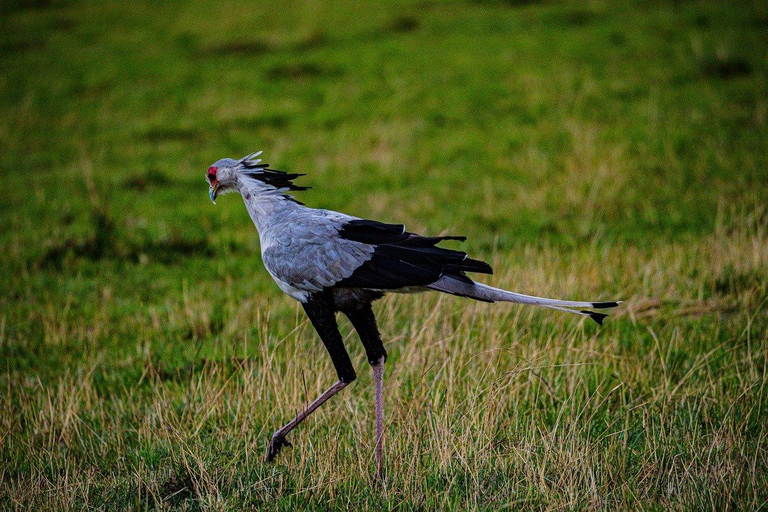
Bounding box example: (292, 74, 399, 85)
(331, 219, 493, 290)
(260, 212, 375, 297)
(261, 214, 492, 298)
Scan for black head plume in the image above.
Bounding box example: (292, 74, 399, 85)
(237, 152, 310, 192)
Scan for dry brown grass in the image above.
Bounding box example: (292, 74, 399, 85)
(2, 208, 766, 509)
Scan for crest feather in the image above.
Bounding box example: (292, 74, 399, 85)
(238, 152, 310, 192)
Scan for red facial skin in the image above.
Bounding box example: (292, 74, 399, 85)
(207, 166, 218, 186)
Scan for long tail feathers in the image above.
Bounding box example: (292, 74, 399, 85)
(428, 276, 621, 325)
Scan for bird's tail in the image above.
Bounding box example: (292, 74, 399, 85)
(427, 276, 621, 325)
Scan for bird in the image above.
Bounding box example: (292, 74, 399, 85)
(206, 151, 620, 482)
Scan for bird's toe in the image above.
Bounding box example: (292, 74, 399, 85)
(267, 434, 292, 461)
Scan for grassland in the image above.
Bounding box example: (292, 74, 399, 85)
(1, 0, 767, 509)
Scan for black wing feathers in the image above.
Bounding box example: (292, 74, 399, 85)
(338, 220, 407, 245)
(241, 160, 310, 191)
(335, 219, 492, 290)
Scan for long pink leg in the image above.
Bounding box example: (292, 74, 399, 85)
(267, 380, 349, 461)
(372, 357, 385, 484)
(268, 294, 357, 461)
(343, 304, 387, 484)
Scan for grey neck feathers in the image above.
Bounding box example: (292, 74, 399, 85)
(238, 176, 303, 234)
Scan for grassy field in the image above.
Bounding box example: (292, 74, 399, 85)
(2, 0, 767, 508)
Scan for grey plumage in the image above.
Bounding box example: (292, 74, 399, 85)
(205, 151, 621, 477)
(256, 207, 374, 300)
(214, 155, 618, 316)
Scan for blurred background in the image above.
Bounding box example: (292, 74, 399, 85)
(1, 0, 767, 508)
(3, 0, 766, 257)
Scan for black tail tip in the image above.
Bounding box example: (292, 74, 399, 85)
(591, 301, 621, 309)
(582, 311, 608, 326)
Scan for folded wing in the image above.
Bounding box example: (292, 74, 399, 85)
(333, 219, 492, 290)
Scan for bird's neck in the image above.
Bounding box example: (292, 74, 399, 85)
(237, 177, 303, 234)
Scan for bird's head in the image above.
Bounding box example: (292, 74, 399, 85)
(206, 157, 241, 204)
(206, 151, 309, 204)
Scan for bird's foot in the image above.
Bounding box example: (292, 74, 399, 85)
(267, 433, 292, 461)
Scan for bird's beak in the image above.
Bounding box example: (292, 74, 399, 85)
(209, 182, 219, 204)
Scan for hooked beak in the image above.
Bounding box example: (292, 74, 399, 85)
(209, 182, 219, 204)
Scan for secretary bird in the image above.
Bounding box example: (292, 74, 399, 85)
(206, 151, 620, 481)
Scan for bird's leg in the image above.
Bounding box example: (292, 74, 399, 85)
(344, 303, 387, 485)
(372, 355, 385, 484)
(267, 380, 349, 461)
(267, 292, 356, 461)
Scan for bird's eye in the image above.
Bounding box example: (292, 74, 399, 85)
(207, 167, 218, 182)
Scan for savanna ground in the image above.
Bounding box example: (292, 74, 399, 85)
(2, 0, 767, 509)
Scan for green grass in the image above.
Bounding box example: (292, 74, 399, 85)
(2, 0, 767, 508)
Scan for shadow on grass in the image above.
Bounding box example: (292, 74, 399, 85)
(266, 62, 343, 81)
(699, 55, 752, 79)
(196, 14, 419, 64)
(38, 207, 215, 269)
(158, 469, 196, 507)
(469, 0, 545, 7)
(0, 0, 59, 14)
(196, 31, 329, 58)
(198, 38, 272, 57)
(381, 16, 420, 34)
